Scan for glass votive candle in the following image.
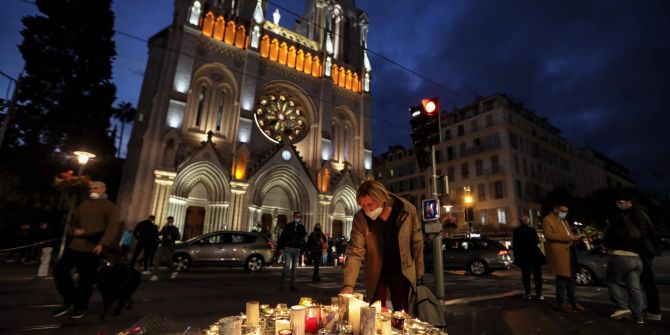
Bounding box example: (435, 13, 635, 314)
(392, 311, 406, 330)
(335, 320, 353, 335)
(246, 301, 260, 328)
(299, 297, 313, 306)
(380, 315, 392, 335)
(320, 304, 338, 330)
(290, 305, 306, 335)
(305, 304, 320, 334)
(278, 330, 293, 335)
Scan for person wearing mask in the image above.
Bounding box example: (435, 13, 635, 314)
(307, 223, 326, 282)
(341, 180, 424, 312)
(604, 208, 644, 323)
(131, 215, 158, 274)
(52, 181, 119, 319)
(277, 212, 307, 291)
(542, 202, 584, 313)
(615, 192, 662, 321)
(512, 215, 546, 300)
(150, 216, 181, 281)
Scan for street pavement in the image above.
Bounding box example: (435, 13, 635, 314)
(0, 256, 668, 335)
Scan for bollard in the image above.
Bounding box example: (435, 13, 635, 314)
(38, 247, 53, 277)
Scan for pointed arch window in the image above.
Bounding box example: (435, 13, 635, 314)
(188, 1, 202, 26)
(195, 86, 207, 127)
(216, 90, 225, 132)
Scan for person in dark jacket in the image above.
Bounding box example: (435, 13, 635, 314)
(130, 215, 158, 274)
(615, 193, 662, 321)
(306, 223, 326, 282)
(277, 212, 307, 291)
(604, 211, 644, 323)
(512, 216, 547, 300)
(52, 181, 119, 319)
(151, 216, 181, 281)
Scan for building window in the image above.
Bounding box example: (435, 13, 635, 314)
(491, 155, 500, 173)
(479, 210, 487, 225)
(461, 162, 469, 179)
(195, 86, 206, 127)
(497, 208, 507, 224)
(447, 166, 455, 183)
(515, 179, 523, 199)
(493, 180, 504, 199)
(457, 125, 465, 136)
(446, 147, 454, 160)
(471, 119, 478, 131)
(510, 132, 519, 148)
(486, 114, 494, 126)
(459, 143, 466, 156)
(477, 183, 486, 201)
(475, 159, 483, 176)
(522, 158, 528, 176)
(435, 150, 441, 163)
(444, 129, 451, 140)
(188, 1, 202, 26)
(514, 155, 519, 173)
(215, 91, 225, 132)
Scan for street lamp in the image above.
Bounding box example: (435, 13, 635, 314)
(464, 192, 473, 233)
(73, 151, 95, 175)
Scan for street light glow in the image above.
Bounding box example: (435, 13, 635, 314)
(74, 151, 95, 165)
(464, 195, 473, 204)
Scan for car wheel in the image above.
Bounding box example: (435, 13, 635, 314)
(245, 255, 264, 272)
(468, 259, 488, 276)
(576, 265, 594, 286)
(172, 254, 191, 272)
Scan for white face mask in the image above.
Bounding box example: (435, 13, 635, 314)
(557, 212, 567, 220)
(90, 192, 101, 199)
(365, 207, 383, 220)
(295, 218, 301, 223)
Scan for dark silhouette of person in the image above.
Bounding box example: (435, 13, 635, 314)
(513, 216, 546, 300)
(130, 215, 158, 274)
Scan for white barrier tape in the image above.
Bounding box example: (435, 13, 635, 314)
(0, 238, 59, 252)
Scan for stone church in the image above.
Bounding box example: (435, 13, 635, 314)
(118, 0, 373, 240)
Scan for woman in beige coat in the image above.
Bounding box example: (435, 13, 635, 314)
(341, 180, 424, 311)
(542, 202, 584, 313)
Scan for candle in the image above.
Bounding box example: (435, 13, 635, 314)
(246, 301, 260, 328)
(348, 297, 367, 335)
(352, 292, 364, 301)
(338, 294, 352, 321)
(275, 319, 290, 335)
(380, 315, 392, 335)
(391, 311, 405, 330)
(299, 297, 312, 306)
(278, 330, 293, 335)
(360, 306, 376, 335)
(290, 305, 306, 335)
(305, 315, 319, 333)
(320, 305, 339, 331)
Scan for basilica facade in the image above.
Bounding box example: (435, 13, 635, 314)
(118, 0, 373, 240)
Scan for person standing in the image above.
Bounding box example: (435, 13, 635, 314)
(307, 223, 326, 282)
(542, 202, 584, 313)
(277, 212, 307, 291)
(118, 226, 133, 263)
(513, 216, 546, 300)
(341, 180, 424, 312)
(151, 216, 181, 281)
(615, 192, 662, 321)
(52, 181, 119, 319)
(604, 209, 644, 323)
(131, 215, 158, 274)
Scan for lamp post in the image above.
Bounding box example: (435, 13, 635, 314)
(464, 192, 473, 233)
(57, 151, 96, 260)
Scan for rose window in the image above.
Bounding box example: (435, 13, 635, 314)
(254, 92, 307, 143)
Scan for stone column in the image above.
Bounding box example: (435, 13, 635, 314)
(167, 196, 188, 235)
(205, 202, 229, 232)
(150, 170, 177, 227)
(317, 194, 333, 236)
(229, 181, 249, 231)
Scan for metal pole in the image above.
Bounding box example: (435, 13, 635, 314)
(431, 105, 445, 298)
(57, 194, 76, 260)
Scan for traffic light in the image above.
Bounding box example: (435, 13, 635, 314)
(421, 97, 440, 146)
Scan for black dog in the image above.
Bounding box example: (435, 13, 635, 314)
(97, 261, 141, 318)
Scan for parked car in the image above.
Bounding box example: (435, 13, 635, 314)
(424, 238, 513, 275)
(576, 244, 608, 286)
(170, 231, 274, 272)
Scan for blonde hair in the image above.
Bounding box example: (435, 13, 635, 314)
(356, 180, 393, 207)
(90, 181, 106, 191)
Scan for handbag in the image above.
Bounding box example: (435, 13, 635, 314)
(408, 280, 447, 327)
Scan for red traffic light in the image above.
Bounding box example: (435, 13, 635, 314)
(421, 98, 438, 115)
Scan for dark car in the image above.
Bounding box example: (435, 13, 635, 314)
(424, 238, 514, 275)
(170, 231, 274, 272)
(576, 244, 608, 286)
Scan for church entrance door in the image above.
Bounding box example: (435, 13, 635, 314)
(184, 206, 205, 240)
(332, 220, 343, 238)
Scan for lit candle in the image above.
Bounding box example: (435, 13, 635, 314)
(380, 315, 392, 335)
(275, 319, 290, 335)
(348, 297, 367, 335)
(338, 293, 352, 321)
(299, 297, 312, 306)
(290, 305, 306, 335)
(246, 301, 260, 328)
(305, 304, 320, 334)
(360, 306, 376, 335)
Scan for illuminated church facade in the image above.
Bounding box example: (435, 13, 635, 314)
(118, 0, 373, 240)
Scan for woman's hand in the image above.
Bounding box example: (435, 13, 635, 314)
(340, 286, 354, 294)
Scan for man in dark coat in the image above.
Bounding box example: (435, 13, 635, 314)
(277, 212, 307, 291)
(513, 215, 547, 300)
(306, 223, 326, 282)
(130, 215, 158, 274)
(615, 193, 662, 321)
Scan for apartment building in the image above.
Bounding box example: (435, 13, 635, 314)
(373, 94, 634, 231)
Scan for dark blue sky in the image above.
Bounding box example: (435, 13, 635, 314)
(2, 0, 669, 195)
